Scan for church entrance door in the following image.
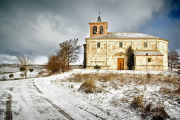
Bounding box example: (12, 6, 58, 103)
(117, 58, 124, 70)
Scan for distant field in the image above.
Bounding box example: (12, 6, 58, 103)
(0, 67, 44, 80)
(0, 67, 19, 73)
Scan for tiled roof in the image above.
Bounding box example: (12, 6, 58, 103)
(89, 32, 161, 39)
(134, 51, 164, 56)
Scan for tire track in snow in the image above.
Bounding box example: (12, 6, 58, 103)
(6, 93, 12, 120)
(34, 79, 108, 120)
(33, 80, 74, 120)
(76, 106, 106, 120)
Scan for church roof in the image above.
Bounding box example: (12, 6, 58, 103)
(88, 32, 164, 39)
(134, 51, 164, 56)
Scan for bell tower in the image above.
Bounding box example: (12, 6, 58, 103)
(89, 12, 108, 37)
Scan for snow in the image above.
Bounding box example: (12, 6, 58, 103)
(90, 32, 161, 39)
(0, 67, 19, 73)
(0, 67, 44, 80)
(0, 68, 180, 120)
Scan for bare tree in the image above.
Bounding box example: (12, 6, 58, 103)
(168, 50, 179, 71)
(16, 55, 33, 79)
(57, 38, 81, 71)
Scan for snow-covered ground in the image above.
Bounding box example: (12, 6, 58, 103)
(0, 69, 180, 120)
(0, 67, 19, 73)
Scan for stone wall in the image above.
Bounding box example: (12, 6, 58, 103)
(135, 55, 164, 71)
(157, 41, 168, 70)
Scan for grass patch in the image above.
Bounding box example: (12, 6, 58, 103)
(79, 79, 102, 93)
(130, 96, 144, 108)
(174, 84, 180, 93)
(141, 104, 170, 120)
(151, 107, 170, 120)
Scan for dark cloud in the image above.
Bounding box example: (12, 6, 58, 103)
(0, 0, 180, 64)
(169, 0, 180, 19)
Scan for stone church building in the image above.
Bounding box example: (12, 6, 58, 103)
(83, 15, 169, 71)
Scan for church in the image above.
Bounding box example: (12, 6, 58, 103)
(83, 15, 169, 71)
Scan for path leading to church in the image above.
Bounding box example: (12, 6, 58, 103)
(0, 76, 112, 120)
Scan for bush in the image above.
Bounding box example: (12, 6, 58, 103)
(152, 107, 170, 120)
(159, 87, 171, 93)
(174, 84, 180, 93)
(94, 65, 101, 70)
(79, 80, 101, 93)
(46, 55, 63, 74)
(141, 103, 152, 118)
(110, 96, 121, 107)
(38, 71, 44, 74)
(177, 70, 180, 75)
(20, 73, 24, 78)
(1, 75, 8, 81)
(20, 67, 25, 71)
(143, 103, 151, 112)
(130, 96, 143, 108)
(9, 74, 14, 78)
(126, 46, 134, 70)
(29, 69, 33, 72)
(141, 104, 170, 120)
(132, 66, 135, 70)
(147, 73, 151, 80)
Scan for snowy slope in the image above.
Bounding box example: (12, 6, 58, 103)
(0, 69, 180, 120)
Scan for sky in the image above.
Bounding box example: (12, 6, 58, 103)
(0, 0, 180, 65)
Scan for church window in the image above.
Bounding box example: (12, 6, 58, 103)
(100, 26, 103, 34)
(148, 58, 151, 62)
(93, 26, 97, 34)
(119, 42, 123, 48)
(97, 42, 100, 48)
(144, 42, 147, 48)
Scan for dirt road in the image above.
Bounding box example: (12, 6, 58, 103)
(0, 77, 111, 120)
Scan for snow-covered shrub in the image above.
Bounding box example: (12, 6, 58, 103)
(174, 84, 180, 93)
(159, 87, 171, 93)
(146, 73, 151, 80)
(141, 103, 152, 119)
(1, 75, 8, 81)
(151, 107, 170, 120)
(143, 103, 151, 112)
(29, 69, 33, 72)
(20, 73, 24, 78)
(67, 73, 93, 82)
(99, 73, 119, 82)
(38, 71, 44, 74)
(9, 73, 14, 78)
(79, 80, 102, 93)
(130, 96, 143, 108)
(141, 104, 170, 120)
(110, 96, 121, 107)
(120, 97, 129, 103)
(20, 67, 25, 71)
(67, 74, 84, 82)
(177, 70, 180, 75)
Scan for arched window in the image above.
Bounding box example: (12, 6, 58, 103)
(100, 26, 103, 34)
(93, 26, 97, 34)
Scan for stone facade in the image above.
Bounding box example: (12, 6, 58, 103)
(84, 18, 169, 71)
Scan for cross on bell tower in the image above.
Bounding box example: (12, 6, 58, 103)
(97, 11, 101, 22)
(89, 12, 108, 37)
